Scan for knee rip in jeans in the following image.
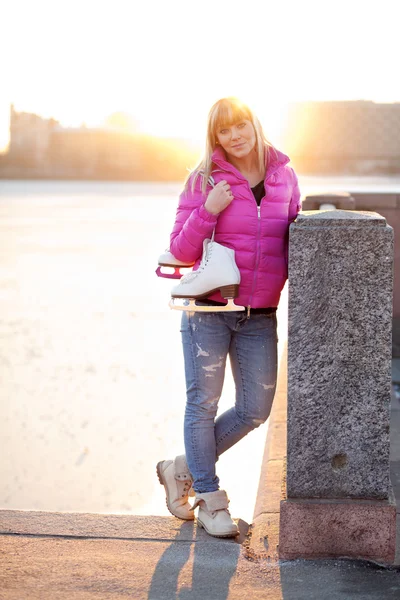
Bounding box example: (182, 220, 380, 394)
(188, 395, 219, 413)
(201, 360, 224, 373)
(238, 412, 269, 429)
(251, 417, 266, 428)
(260, 381, 276, 391)
(204, 396, 219, 407)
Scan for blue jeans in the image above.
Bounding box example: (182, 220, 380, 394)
(180, 309, 278, 493)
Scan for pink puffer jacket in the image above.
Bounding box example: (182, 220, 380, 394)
(170, 145, 301, 309)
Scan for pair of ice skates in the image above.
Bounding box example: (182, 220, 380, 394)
(156, 236, 245, 312)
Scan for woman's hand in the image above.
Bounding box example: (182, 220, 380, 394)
(204, 180, 234, 215)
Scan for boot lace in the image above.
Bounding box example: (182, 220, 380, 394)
(181, 481, 192, 497)
(179, 242, 213, 285)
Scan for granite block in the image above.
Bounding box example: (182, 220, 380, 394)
(279, 495, 397, 564)
(287, 211, 394, 499)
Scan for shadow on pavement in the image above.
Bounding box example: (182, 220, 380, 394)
(279, 558, 400, 600)
(148, 519, 248, 600)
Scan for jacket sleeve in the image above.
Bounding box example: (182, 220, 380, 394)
(288, 168, 302, 224)
(169, 176, 218, 263)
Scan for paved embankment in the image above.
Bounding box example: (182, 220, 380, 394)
(1, 509, 400, 600)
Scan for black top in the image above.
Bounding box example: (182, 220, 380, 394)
(251, 180, 265, 205)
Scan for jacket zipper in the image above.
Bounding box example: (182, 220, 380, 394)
(212, 159, 283, 317)
(247, 201, 262, 318)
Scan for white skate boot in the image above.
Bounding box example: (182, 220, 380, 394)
(156, 250, 195, 280)
(191, 490, 239, 538)
(169, 238, 245, 312)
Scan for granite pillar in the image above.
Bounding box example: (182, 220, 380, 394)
(279, 210, 397, 564)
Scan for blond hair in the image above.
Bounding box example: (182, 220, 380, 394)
(187, 97, 274, 195)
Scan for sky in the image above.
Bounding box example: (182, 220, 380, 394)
(1, 0, 399, 151)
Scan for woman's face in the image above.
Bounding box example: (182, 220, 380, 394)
(215, 119, 256, 160)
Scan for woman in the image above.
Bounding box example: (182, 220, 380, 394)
(157, 97, 301, 538)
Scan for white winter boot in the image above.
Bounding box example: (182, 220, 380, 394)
(191, 490, 239, 538)
(156, 455, 195, 520)
(170, 239, 244, 312)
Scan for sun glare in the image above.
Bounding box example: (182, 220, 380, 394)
(1, 0, 399, 151)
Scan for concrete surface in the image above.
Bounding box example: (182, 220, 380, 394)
(1, 511, 400, 600)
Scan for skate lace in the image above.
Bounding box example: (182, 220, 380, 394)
(180, 243, 213, 284)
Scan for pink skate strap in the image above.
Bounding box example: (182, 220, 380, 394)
(155, 266, 183, 279)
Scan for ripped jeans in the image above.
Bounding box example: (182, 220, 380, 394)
(180, 309, 278, 493)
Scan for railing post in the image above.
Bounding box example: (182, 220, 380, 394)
(279, 209, 397, 563)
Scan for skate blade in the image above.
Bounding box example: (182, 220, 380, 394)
(169, 298, 245, 312)
(155, 266, 193, 280)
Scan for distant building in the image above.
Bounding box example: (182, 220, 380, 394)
(9, 101, 400, 178)
(2, 105, 199, 180)
(4, 106, 156, 178)
(8, 104, 59, 168)
(283, 101, 400, 174)
(47, 127, 143, 177)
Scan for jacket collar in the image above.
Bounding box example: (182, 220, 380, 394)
(211, 144, 290, 181)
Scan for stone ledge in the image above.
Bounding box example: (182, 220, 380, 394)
(252, 347, 287, 521)
(249, 345, 288, 559)
(351, 193, 399, 209)
(252, 459, 285, 517)
(245, 513, 280, 562)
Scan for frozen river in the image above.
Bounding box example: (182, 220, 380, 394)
(1, 176, 399, 524)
